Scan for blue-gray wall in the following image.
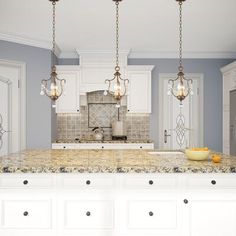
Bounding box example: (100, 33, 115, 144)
(129, 59, 234, 152)
(59, 58, 234, 152)
(0, 39, 234, 151)
(0, 40, 52, 148)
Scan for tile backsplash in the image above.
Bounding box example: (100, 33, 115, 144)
(57, 91, 150, 141)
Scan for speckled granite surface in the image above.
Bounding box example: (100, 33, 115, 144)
(0, 149, 236, 173)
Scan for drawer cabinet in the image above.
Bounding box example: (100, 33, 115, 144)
(62, 176, 115, 189)
(52, 144, 75, 149)
(186, 176, 236, 189)
(0, 176, 53, 189)
(128, 200, 177, 229)
(124, 176, 177, 189)
(2, 200, 52, 229)
(52, 143, 154, 150)
(0, 173, 236, 236)
(65, 200, 114, 229)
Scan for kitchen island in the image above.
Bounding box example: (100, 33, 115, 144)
(0, 149, 236, 236)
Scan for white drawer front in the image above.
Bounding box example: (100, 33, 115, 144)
(52, 144, 75, 149)
(124, 177, 177, 189)
(2, 200, 52, 229)
(65, 200, 114, 229)
(128, 200, 177, 229)
(0, 176, 53, 189)
(63, 176, 115, 189)
(186, 176, 236, 189)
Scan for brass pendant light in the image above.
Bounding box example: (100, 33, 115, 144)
(40, 0, 65, 102)
(168, 0, 193, 105)
(104, 0, 129, 108)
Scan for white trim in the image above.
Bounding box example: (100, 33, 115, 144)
(220, 61, 236, 73)
(59, 50, 236, 60)
(158, 73, 204, 149)
(0, 59, 26, 151)
(0, 32, 61, 57)
(129, 51, 236, 59)
(58, 51, 79, 59)
(126, 65, 155, 71)
(1, 32, 236, 59)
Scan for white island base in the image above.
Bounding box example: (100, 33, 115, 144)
(0, 173, 236, 236)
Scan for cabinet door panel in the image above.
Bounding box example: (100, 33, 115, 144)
(127, 71, 151, 113)
(64, 200, 114, 229)
(188, 200, 236, 236)
(2, 200, 52, 229)
(128, 200, 177, 229)
(56, 71, 80, 113)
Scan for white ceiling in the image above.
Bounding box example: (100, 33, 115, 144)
(0, 0, 236, 58)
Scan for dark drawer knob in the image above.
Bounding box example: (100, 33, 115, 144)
(77, 110, 79, 112)
(86, 180, 91, 185)
(149, 211, 154, 216)
(23, 211, 29, 216)
(86, 211, 91, 216)
(23, 180, 28, 185)
(211, 180, 216, 185)
(63, 146, 66, 149)
(102, 146, 104, 149)
(183, 199, 188, 204)
(149, 180, 154, 185)
(140, 146, 143, 149)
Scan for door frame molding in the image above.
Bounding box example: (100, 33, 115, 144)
(0, 59, 26, 151)
(158, 73, 204, 149)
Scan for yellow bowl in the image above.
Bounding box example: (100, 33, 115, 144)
(185, 149, 210, 161)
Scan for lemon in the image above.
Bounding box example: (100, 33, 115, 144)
(212, 155, 221, 163)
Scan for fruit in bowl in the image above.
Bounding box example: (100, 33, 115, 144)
(185, 147, 210, 161)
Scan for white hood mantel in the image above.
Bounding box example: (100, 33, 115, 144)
(68, 50, 155, 95)
(77, 50, 131, 67)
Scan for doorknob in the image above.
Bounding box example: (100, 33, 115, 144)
(164, 130, 171, 144)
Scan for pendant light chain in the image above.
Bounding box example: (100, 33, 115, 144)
(167, 0, 193, 104)
(40, 0, 66, 102)
(52, 1, 56, 66)
(104, 0, 129, 107)
(179, 1, 183, 71)
(115, 1, 120, 71)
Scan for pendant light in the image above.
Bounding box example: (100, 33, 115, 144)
(40, 0, 65, 102)
(168, 0, 193, 105)
(104, 0, 129, 108)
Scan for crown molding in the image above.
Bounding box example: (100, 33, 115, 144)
(128, 51, 236, 59)
(76, 49, 131, 57)
(59, 50, 236, 59)
(59, 51, 79, 59)
(1, 32, 236, 60)
(220, 60, 236, 73)
(0, 32, 61, 57)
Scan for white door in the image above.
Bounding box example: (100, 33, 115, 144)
(159, 74, 203, 150)
(0, 63, 21, 156)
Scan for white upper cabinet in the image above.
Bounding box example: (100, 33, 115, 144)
(55, 66, 81, 113)
(55, 52, 154, 114)
(127, 66, 154, 113)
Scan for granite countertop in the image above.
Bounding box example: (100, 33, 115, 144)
(0, 149, 236, 174)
